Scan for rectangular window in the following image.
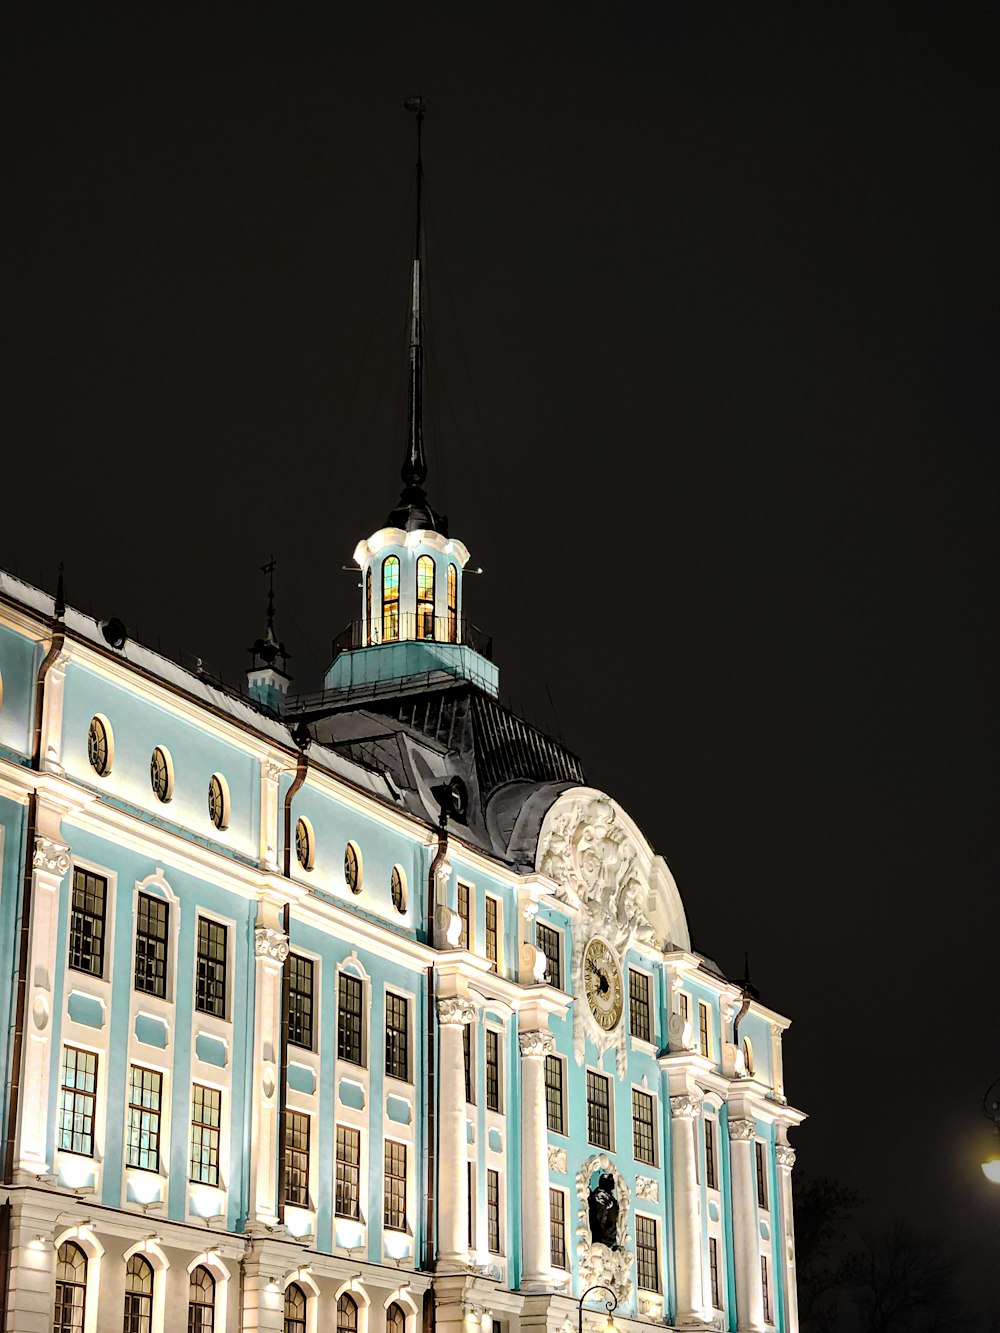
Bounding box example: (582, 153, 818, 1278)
(190, 1084, 221, 1185)
(467, 1162, 476, 1249)
(57, 1046, 97, 1156)
(456, 883, 470, 949)
(126, 1065, 162, 1173)
(485, 895, 499, 970)
(287, 954, 314, 1050)
(549, 1188, 567, 1269)
(632, 1089, 656, 1165)
(283, 1110, 310, 1207)
(384, 1139, 407, 1231)
(134, 891, 168, 997)
(463, 1023, 474, 1104)
(680, 991, 690, 1027)
(337, 972, 365, 1066)
(385, 992, 410, 1082)
(762, 1256, 772, 1322)
(535, 922, 562, 988)
(628, 968, 651, 1043)
(636, 1215, 660, 1292)
(698, 1000, 711, 1059)
(487, 1167, 501, 1254)
(335, 1125, 361, 1219)
(706, 1117, 718, 1190)
(756, 1140, 769, 1209)
(195, 917, 227, 1017)
(69, 868, 106, 978)
(545, 1055, 565, 1134)
(710, 1236, 722, 1309)
(586, 1070, 612, 1149)
(486, 1028, 501, 1112)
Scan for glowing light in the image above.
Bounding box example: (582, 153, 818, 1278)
(128, 1173, 161, 1205)
(336, 1220, 364, 1251)
(285, 1209, 313, 1239)
(190, 1185, 225, 1219)
(384, 1232, 410, 1261)
(59, 1159, 96, 1191)
(982, 1156, 1000, 1184)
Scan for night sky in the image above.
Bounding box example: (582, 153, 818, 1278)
(4, 2, 998, 1322)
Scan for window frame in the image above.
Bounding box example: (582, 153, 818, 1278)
(282, 1109, 310, 1209)
(628, 966, 652, 1044)
(134, 890, 169, 999)
(286, 952, 315, 1051)
(335, 1123, 361, 1220)
(705, 1114, 718, 1191)
(125, 1063, 164, 1173)
(337, 969, 367, 1068)
(631, 1087, 657, 1166)
(709, 1236, 722, 1310)
(549, 1187, 568, 1269)
(484, 894, 500, 971)
(124, 1253, 154, 1333)
(285, 1281, 308, 1333)
(463, 1022, 475, 1105)
(456, 881, 471, 950)
(635, 1213, 661, 1293)
(384, 1137, 408, 1232)
(54, 1239, 87, 1333)
(195, 915, 229, 1019)
(149, 745, 173, 803)
(86, 713, 113, 777)
(446, 562, 458, 643)
(188, 1264, 216, 1332)
(190, 1082, 222, 1186)
(485, 1026, 502, 1113)
(382, 555, 400, 642)
(586, 1068, 613, 1150)
(207, 772, 230, 832)
(416, 554, 435, 640)
(755, 1139, 769, 1210)
(698, 999, 712, 1059)
(57, 1044, 98, 1158)
(544, 1053, 566, 1135)
(535, 920, 562, 989)
(68, 866, 107, 979)
(384, 990, 411, 1083)
(486, 1166, 502, 1255)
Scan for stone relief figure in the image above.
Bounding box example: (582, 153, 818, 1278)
(588, 1173, 620, 1251)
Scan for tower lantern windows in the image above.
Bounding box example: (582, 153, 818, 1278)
(382, 556, 400, 641)
(416, 555, 435, 639)
(447, 562, 458, 642)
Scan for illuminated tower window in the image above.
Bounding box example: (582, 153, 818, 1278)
(447, 563, 458, 642)
(382, 556, 400, 641)
(416, 555, 435, 639)
(365, 567, 372, 644)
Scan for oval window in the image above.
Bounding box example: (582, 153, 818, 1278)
(87, 715, 113, 776)
(208, 773, 229, 830)
(295, 817, 314, 871)
(150, 746, 173, 802)
(345, 841, 362, 894)
(390, 865, 407, 914)
(742, 1036, 755, 1077)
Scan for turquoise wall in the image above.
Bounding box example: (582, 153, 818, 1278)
(0, 624, 38, 761)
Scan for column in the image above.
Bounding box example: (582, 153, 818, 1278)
(437, 996, 475, 1269)
(519, 1025, 555, 1290)
(247, 911, 288, 1227)
(38, 647, 70, 774)
(728, 1117, 764, 1333)
(670, 1093, 706, 1326)
(240, 1241, 286, 1333)
(259, 759, 286, 871)
(776, 1145, 799, 1333)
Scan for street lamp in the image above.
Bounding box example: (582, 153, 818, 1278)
(983, 1076, 1000, 1184)
(578, 1283, 618, 1333)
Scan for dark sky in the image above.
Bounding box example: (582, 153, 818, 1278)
(4, 2, 998, 1321)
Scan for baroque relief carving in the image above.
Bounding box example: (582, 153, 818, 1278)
(728, 1117, 757, 1141)
(254, 926, 289, 962)
(776, 1145, 796, 1169)
(437, 997, 476, 1026)
(575, 1153, 633, 1303)
(518, 1028, 555, 1058)
(32, 837, 71, 878)
(635, 1175, 659, 1201)
(548, 1145, 567, 1173)
(670, 1094, 702, 1120)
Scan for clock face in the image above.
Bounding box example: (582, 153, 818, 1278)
(583, 937, 624, 1031)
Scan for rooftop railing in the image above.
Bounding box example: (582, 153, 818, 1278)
(331, 613, 494, 664)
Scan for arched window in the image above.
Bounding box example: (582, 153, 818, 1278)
(365, 567, 372, 644)
(284, 1283, 307, 1333)
(416, 555, 435, 640)
(123, 1254, 153, 1333)
(188, 1265, 216, 1332)
(382, 556, 400, 642)
(447, 563, 458, 643)
(337, 1294, 358, 1333)
(53, 1241, 87, 1333)
(386, 1302, 406, 1333)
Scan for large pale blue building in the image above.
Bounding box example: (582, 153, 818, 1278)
(0, 113, 803, 1333)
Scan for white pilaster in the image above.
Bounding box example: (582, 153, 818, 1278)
(670, 1093, 707, 1326)
(38, 648, 70, 775)
(518, 1025, 555, 1290)
(776, 1144, 799, 1333)
(247, 907, 289, 1227)
(436, 995, 475, 1269)
(729, 1117, 765, 1333)
(259, 760, 285, 871)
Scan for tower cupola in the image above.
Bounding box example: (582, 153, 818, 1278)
(247, 557, 291, 713)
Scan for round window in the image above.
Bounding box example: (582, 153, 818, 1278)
(150, 746, 172, 802)
(208, 774, 229, 830)
(87, 715, 112, 776)
(345, 842, 361, 894)
(295, 817, 314, 871)
(390, 865, 407, 914)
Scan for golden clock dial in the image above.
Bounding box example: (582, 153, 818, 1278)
(583, 936, 624, 1031)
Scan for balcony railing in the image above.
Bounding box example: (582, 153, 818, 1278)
(331, 614, 494, 664)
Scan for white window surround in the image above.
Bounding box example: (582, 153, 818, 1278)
(123, 1056, 172, 1212)
(585, 1065, 615, 1152)
(336, 952, 372, 1076)
(130, 871, 179, 1006)
(122, 1238, 169, 1333)
(634, 1209, 663, 1294)
(383, 1287, 419, 1333)
(66, 856, 117, 988)
(384, 982, 417, 1090)
(191, 905, 237, 1027)
(546, 1050, 569, 1138)
(52, 1225, 105, 1333)
(185, 1251, 232, 1332)
(630, 1082, 658, 1168)
(332, 1277, 370, 1333)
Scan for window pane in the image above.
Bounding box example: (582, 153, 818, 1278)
(628, 968, 651, 1042)
(58, 1046, 97, 1156)
(632, 1089, 655, 1165)
(535, 922, 561, 988)
(487, 1167, 501, 1253)
(69, 868, 106, 977)
(385, 993, 409, 1081)
(549, 1189, 566, 1269)
(190, 1084, 221, 1185)
(126, 1065, 163, 1172)
(287, 954, 314, 1050)
(338, 973, 365, 1066)
(636, 1215, 660, 1291)
(196, 918, 227, 1017)
(336, 1125, 361, 1219)
(283, 1111, 310, 1207)
(486, 1029, 501, 1112)
(135, 893, 168, 997)
(384, 1139, 407, 1231)
(544, 1056, 564, 1134)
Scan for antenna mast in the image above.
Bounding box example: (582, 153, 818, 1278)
(403, 96, 428, 490)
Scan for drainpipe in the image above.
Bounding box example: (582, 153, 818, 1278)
(2, 572, 66, 1188)
(277, 734, 309, 1225)
(424, 812, 448, 1270)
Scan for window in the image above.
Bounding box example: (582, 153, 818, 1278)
(337, 972, 365, 1066)
(756, 1140, 768, 1209)
(550, 1189, 567, 1269)
(335, 1125, 361, 1219)
(53, 1240, 87, 1333)
(287, 954, 314, 1050)
(382, 556, 400, 641)
(207, 774, 229, 831)
(336, 1293, 357, 1333)
(149, 745, 172, 802)
(698, 1000, 711, 1058)
(384, 1139, 407, 1230)
(134, 892, 168, 998)
(463, 1023, 474, 1104)
(294, 816, 314, 871)
(285, 1283, 307, 1333)
(456, 882, 470, 949)
(190, 1084, 221, 1185)
(69, 867, 106, 977)
(486, 1028, 501, 1112)
(636, 1215, 660, 1292)
(447, 563, 458, 643)
(709, 1237, 722, 1309)
(467, 1161, 476, 1249)
(126, 1065, 162, 1172)
(544, 1055, 565, 1134)
(283, 1110, 310, 1207)
(386, 1303, 406, 1333)
(365, 567, 372, 644)
(762, 1256, 772, 1323)
(485, 895, 499, 970)
(416, 554, 435, 639)
(743, 1036, 755, 1076)
(344, 841, 361, 893)
(195, 918, 227, 1017)
(123, 1255, 153, 1333)
(705, 1116, 718, 1190)
(385, 992, 410, 1081)
(632, 1089, 656, 1165)
(188, 1265, 215, 1333)
(487, 1167, 501, 1253)
(586, 1070, 612, 1149)
(87, 715, 112, 776)
(629, 969, 651, 1043)
(680, 991, 690, 1029)
(391, 865, 407, 914)
(58, 1046, 97, 1156)
(535, 921, 561, 988)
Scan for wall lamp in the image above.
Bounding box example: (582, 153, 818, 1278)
(578, 1283, 618, 1333)
(982, 1075, 1000, 1184)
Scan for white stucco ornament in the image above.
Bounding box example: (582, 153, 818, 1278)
(32, 837, 71, 878)
(254, 926, 289, 962)
(575, 1153, 634, 1303)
